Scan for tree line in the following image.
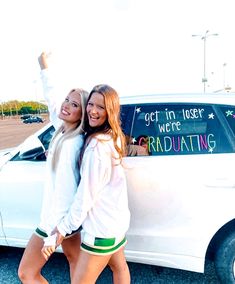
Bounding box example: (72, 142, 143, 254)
(0, 100, 48, 117)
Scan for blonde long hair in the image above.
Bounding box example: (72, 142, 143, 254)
(50, 88, 89, 171)
(83, 84, 126, 159)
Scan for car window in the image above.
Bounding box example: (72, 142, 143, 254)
(121, 103, 235, 156)
(219, 106, 235, 136)
(38, 125, 55, 151)
(11, 125, 55, 162)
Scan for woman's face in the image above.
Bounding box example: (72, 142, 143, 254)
(59, 90, 82, 128)
(86, 92, 107, 128)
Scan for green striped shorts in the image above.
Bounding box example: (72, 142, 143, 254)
(35, 227, 81, 239)
(81, 232, 127, 256)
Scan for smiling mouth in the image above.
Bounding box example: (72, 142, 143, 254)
(89, 116, 99, 120)
(61, 109, 70, 115)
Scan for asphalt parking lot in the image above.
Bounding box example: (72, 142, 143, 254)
(0, 116, 48, 150)
(0, 246, 220, 283)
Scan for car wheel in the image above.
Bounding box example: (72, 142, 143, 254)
(214, 231, 235, 283)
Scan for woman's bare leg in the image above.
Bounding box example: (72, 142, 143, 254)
(61, 233, 81, 280)
(71, 250, 111, 284)
(108, 247, 130, 284)
(18, 234, 48, 284)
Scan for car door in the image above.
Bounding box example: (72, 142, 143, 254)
(0, 124, 54, 247)
(121, 102, 235, 270)
(0, 160, 46, 247)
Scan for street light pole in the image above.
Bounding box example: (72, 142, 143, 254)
(0, 101, 4, 119)
(223, 62, 227, 89)
(202, 32, 207, 92)
(192, 30, 218, 93)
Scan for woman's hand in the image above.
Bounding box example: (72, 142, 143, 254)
(56, 232, 65, 247)
(51, 227, 65, 247)
(41, 244, 56, 261)
(38, 51, 51, 70)
(41, 227, 64, 260)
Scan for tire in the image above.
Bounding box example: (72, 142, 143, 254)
(214, 231, 235, 283)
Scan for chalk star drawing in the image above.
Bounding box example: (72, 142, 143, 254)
(208, 147, 214, 153)
(132, 137, 137, 144)
(226, 110, 233, 117)
(208, 113, 215, 119)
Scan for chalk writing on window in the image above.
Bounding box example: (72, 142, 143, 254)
(128, 104, 234, 156)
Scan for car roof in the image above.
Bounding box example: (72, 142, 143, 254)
(119, 92, 235, 106)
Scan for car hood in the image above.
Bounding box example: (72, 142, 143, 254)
(0, 148, 15, 157)
(0, 123, 52, 170)
(0, 145, 20, 166)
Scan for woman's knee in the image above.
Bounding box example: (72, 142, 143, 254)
(18, 265, 26, 282)
(18, 234, 46, 282)
(18, 266, 38, 283)
(18, 259, 43, 283)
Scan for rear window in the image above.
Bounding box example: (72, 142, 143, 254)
(121, 103, 235, 156)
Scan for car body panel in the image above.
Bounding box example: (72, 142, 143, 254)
(0, 123, 53, 246)
(0, 93, 235, 273)
(0, 161, 45, 246)
(123, 153, 235, 271)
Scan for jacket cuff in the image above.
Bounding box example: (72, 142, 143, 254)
(57, 222, 68, 238)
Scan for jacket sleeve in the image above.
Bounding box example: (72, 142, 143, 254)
(57, 139, 112, 236)
(40, 69, 62, 130)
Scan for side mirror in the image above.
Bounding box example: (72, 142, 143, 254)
(19, 146, 46, 161)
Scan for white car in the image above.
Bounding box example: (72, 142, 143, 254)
(1, 92, 235, 283)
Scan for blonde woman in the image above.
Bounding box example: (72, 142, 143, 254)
(43, 84, 131, 283)
(18, 52, 89, 283)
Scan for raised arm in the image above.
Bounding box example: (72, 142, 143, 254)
(38, 52, 62, 129)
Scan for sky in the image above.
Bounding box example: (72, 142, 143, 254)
(0, 0, 235, 103)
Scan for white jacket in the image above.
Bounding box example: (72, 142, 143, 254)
(39, 133, 83, 235)
(58, 134, 130, 240)
(39, 68, 83, 236)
